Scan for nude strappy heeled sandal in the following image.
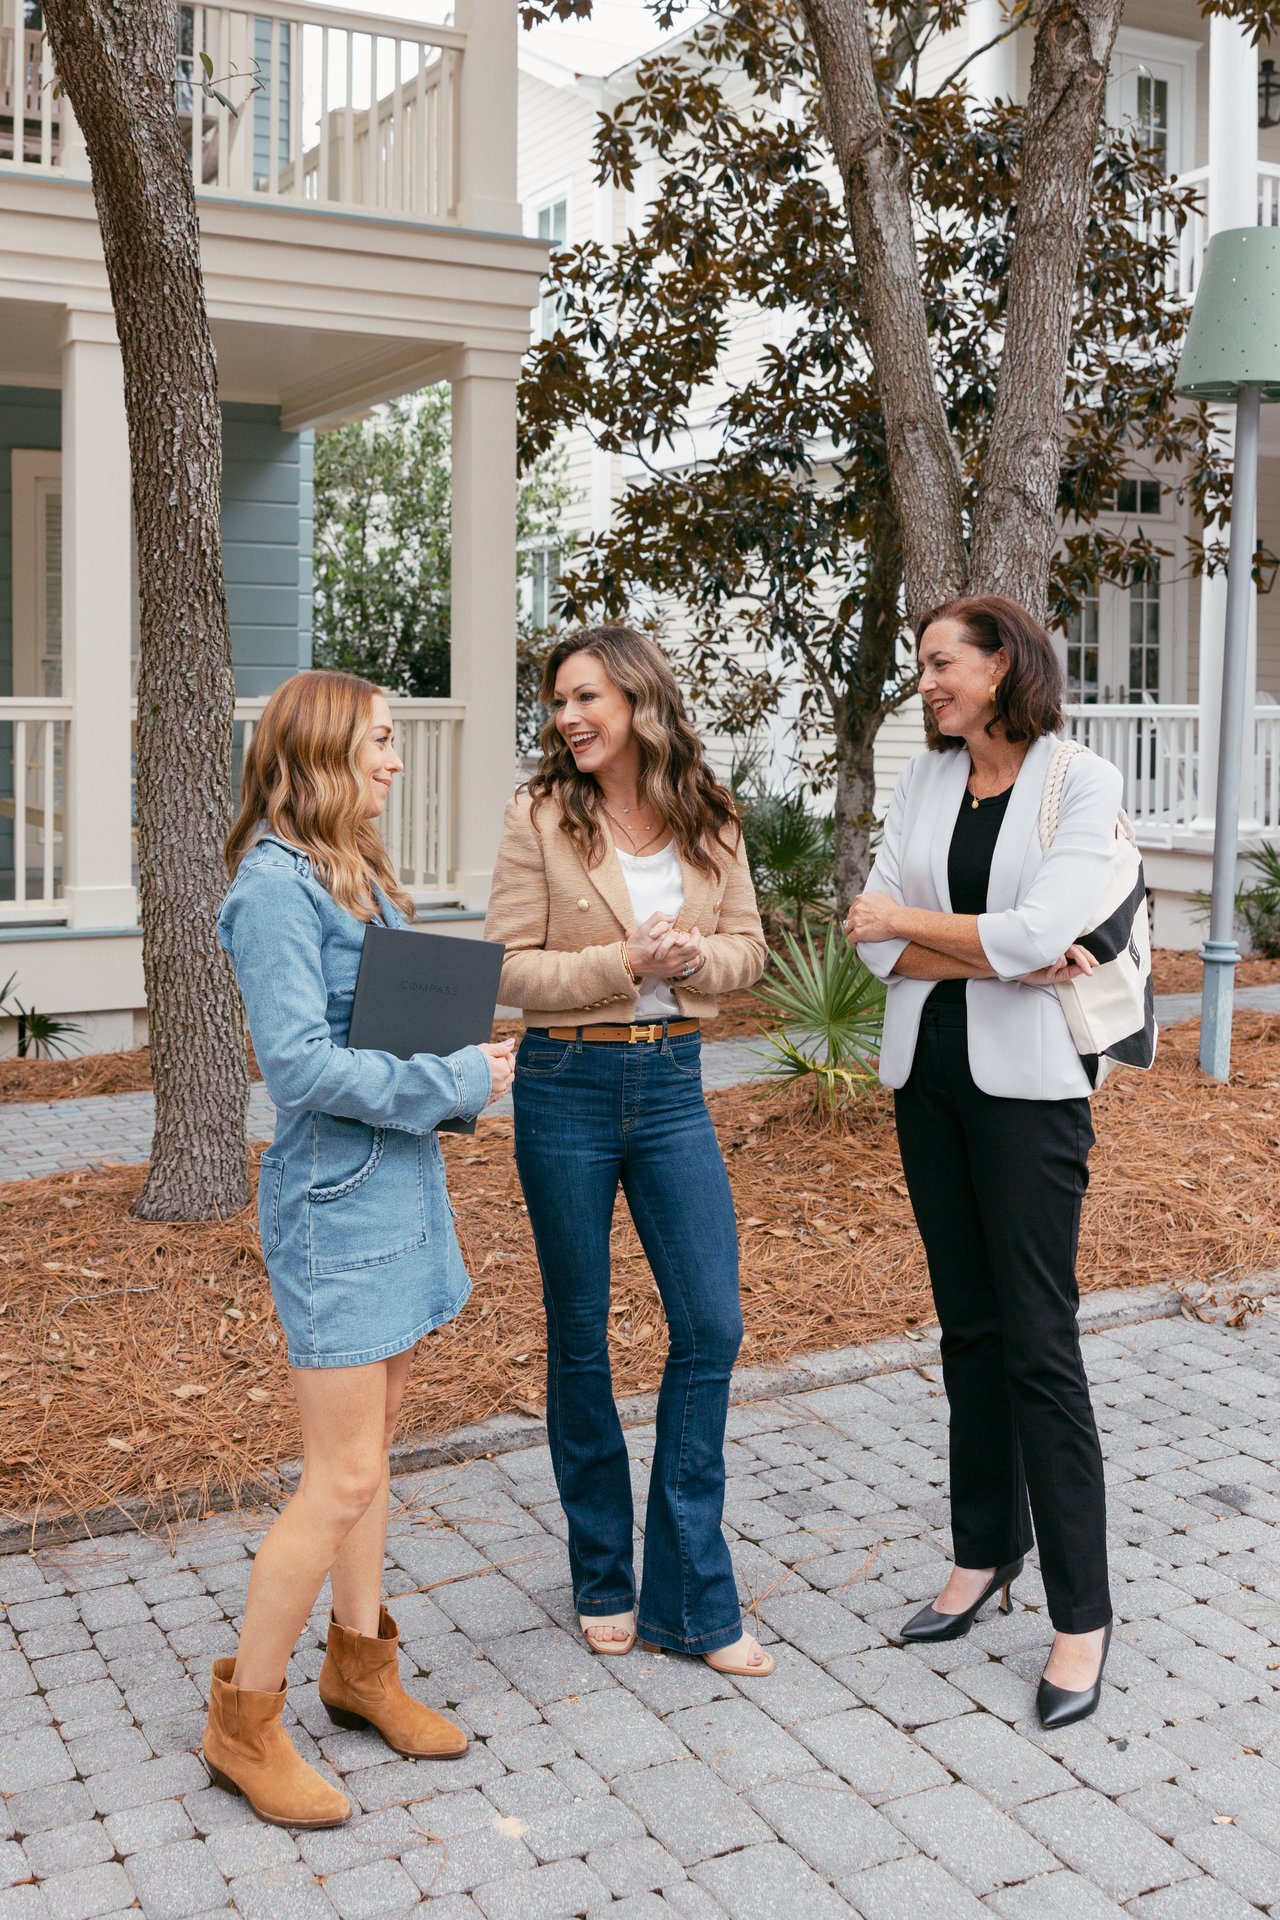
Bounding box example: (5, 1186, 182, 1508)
(580, 1613, 637, 1657)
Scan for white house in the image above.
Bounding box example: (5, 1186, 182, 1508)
(518, 1, 1280, 948)
(0, 0, 543, 1052)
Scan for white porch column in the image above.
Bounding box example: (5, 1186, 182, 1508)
(61, 309, 138, 928)
(454, 0, 521, 234)
(449, 348, 519, 909)
(967, 0, 1018, 106)
(1196, 19, 1260, 829)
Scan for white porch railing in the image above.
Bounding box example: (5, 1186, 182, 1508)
(1065, 702, 1280, 835)
(1065, 703, 1201, 830)
(234, 695, 463, 899)
(1, 0, 463, 222)
(1170, 162, 1280, 299)
(0, 698, 71, 923)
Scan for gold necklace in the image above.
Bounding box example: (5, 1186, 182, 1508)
(602, 801, 665, 855)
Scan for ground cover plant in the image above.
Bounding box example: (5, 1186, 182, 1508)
(1, 1014, 1276, 1534)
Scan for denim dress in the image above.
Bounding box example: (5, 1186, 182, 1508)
(217, 835, 492, 1369)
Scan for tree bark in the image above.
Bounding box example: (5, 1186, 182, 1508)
(833, 489, 905, 912)
(968, 0, 1124, 618)
(797, 0, 969, 621)
(43, 0, 249, 1220)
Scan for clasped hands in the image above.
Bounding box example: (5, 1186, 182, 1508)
(626, 911, 706, 981)
(843, 890, 1099, 986)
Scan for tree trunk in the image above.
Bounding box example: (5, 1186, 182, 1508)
(968, 0, 1124, 618)
(832, 487, 906, 913)
(797, 0, 969, 621)
(43, 0, 249, 1220)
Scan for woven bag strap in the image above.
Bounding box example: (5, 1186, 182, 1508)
(1038, 739, 1088, 851)
(1038, 737, 1138, 853)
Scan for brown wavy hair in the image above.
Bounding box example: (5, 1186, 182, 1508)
(225, 670, 414, 922)
(916, 595, 1066, 751)
(527, 626, 740, 877)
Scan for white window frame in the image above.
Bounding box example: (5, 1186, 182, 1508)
(11, 449, 62, 698)
(528, 180, 572, 342)
(1058, 473, 1189, 705)
(1105, 27, 1200, 176)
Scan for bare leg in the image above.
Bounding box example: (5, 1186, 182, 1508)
(1043, 1626, 1108, 1688)
(329, 1348, 414, 1635)
(933, 1566, 997, 1613)
(231, 1359, 398, 1693)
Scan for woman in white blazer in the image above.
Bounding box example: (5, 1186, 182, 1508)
(848, 595, 1117, 1731)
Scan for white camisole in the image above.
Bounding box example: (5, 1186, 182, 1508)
(614, 841, 684, 1019)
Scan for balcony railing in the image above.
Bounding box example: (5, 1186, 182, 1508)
(1, 0, 463, 223)
(0, 699, 70, 924)
(1168, 162, 1280, 299)
(1065, 702, 1280, 834)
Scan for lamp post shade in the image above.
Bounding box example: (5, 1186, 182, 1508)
(1174, 228, 1280, 402)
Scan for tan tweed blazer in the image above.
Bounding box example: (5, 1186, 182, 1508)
(484, 789, 768, 1027)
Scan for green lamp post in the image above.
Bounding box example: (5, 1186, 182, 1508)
(1174, 227, 1280, 1082)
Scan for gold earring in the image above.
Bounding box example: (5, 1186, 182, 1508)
(989, 683, 999, 701)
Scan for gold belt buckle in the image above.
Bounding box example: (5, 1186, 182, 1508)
(629, 1022, 661, 1044)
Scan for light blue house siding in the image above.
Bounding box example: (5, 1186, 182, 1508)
(0, 387, 313, 700)
(220, 402, 314, 694)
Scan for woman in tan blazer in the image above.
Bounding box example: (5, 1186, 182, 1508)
(485, 625, 771, 1675)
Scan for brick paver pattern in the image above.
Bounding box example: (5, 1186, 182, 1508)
(1, 1306, 1278, 1917)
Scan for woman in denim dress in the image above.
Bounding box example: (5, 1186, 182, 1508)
(202, 670, 515, 1830)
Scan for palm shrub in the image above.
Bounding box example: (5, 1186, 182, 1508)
(753, 924, 885, 1112)
(1238, 843, 1280, 958)
(740, 792, 835, 932)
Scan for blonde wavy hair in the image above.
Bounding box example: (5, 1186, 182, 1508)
(225, 669, 414, 923)
(527, 627, 739, 877)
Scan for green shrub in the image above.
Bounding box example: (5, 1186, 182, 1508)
(752, 924, 885, 1111)
(739, 791, 834, 932)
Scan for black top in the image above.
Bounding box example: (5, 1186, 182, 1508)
(930, 783, 1013, 1010)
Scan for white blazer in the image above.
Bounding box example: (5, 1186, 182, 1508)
(858, 732, 1123, 1100)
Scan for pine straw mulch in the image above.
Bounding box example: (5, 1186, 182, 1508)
(1150, 950, 1280, 995)
(1, 1012, 1277, 1534)
(0, 993, 773, 1105)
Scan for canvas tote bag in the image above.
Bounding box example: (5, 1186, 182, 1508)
(1038, 738, 1158, 1088)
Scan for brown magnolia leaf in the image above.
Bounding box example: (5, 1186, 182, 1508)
(172, 1383, 208, 1399)
(246, 1387, 272, 1404)
(105, 1437, 133, 1453)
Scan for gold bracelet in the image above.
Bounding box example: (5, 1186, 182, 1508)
(620, 939, 637, 986)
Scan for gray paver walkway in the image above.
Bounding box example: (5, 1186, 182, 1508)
(3, 986, 1279, 1182)
(2, 1304, 1278, 1919)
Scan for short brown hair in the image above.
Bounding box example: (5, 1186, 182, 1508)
(916, 594, 1065, 752)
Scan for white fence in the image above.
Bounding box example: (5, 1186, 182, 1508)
(0, 699, 71, 923)
(235, 696, 462, 899)
(1, 0, 463, 221)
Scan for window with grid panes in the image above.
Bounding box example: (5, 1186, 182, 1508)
(1065, 590, 1100, 701)
(1127, 563, 1162, 702)
(537, 200, 568, 341)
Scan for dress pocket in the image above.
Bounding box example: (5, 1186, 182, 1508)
(257, 1155, 284, 1260)
(306, 1119, 427, 1277)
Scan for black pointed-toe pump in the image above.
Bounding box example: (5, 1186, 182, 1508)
(899, 1558, 1024, 1644)
(1036, 1621, 1112, 1729)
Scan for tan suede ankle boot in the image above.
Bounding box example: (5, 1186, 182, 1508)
(203, 1657, 350, 1830)
(318, 1606, 468, 1759)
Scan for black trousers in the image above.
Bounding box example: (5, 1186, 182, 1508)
(894, 1001, 1112, 1633)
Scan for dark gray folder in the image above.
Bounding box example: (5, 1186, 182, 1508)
(347, 925, 506, 1136)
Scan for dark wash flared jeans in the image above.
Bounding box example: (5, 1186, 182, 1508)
(893, 999, 1113, 1634)
(513, 1025, 745, 1656)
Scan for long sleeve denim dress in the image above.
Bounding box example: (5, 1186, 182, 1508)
(217, 835, 492, 1370)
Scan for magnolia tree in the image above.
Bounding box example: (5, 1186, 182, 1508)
(518, 0, 1269, 904)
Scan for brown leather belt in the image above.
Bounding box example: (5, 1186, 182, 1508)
(545, 1020, 701, 1044)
